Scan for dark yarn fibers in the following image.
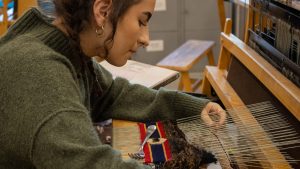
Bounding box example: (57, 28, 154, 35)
(161, 120, 217, 169)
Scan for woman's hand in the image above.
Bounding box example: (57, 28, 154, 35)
(201, 102, 226, 128)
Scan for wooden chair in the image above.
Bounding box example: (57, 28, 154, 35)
(217, 0, 226, 32)
(157, 40, 215, 92)
(16, 0, 37, 17)
(0, 0, 9, 36)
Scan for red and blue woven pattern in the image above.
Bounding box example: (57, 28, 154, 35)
(138, 122, 172, 164)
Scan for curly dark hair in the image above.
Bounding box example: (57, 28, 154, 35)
(53, 0, 142, 56)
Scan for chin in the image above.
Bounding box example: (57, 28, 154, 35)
(107, 59, 127, 67)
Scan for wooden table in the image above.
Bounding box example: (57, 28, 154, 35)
(112, 120, 141, 160)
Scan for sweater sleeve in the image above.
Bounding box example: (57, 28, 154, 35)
(91, 61, 210, 122)
(31, 110, 150, 169)
(1, 43, 151, 168)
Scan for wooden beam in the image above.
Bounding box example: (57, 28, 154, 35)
(221, 33, 300, 121)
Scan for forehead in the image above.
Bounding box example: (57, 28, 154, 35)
(127, 0, 156, 14)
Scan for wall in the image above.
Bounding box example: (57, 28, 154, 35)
(132, 0, 232, 72)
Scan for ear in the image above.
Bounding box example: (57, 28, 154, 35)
(93, 0, 112, 26)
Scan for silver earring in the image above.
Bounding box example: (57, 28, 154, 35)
(96, 25, 104, 37)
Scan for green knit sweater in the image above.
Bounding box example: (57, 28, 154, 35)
(0, 8, 209, 169)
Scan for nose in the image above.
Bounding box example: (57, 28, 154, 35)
(138, 27, 150, 48)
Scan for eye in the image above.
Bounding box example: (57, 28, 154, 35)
(139, 20, 147, 27)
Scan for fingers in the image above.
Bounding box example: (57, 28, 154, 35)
(217, 110, 226, 125)
(201, 108, 214, 126)
(210, 103, 226, 125)
(201, 102, 227, 127)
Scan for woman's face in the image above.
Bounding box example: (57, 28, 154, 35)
(106, 0, 156, 66)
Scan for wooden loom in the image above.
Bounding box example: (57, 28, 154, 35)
(109, 2, 300, 167)
(110, 18, 300, 168)
(201, 18, 300, 168)
(112, 102, 300, 168)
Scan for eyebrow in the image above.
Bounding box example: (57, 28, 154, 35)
(143, 12, 152, 22)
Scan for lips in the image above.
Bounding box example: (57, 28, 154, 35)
(129, 50, 137, 53)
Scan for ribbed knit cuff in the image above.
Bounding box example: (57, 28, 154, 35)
(172, 92, 210, 119)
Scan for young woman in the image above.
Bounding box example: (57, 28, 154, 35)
(0, 0, 226, 168)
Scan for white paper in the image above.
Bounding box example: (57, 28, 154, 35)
(99, 60, 178, 88)
(154, 0, 167, 11)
